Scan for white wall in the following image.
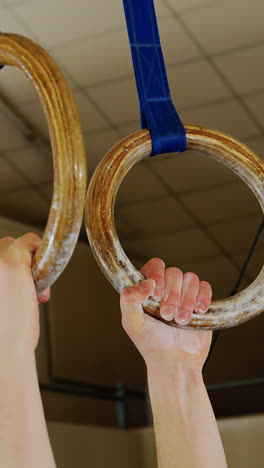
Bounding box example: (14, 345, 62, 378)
(47, 414, 264, 468)
(48, 422, 142, 468)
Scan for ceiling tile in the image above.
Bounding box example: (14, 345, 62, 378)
(52, 29, 133, 88)
(4, 0, 29, 5)
(123, 227, 220, 264)
(0, 66, 36, 104)
(151, 150, 238, 194)
(51, 10, 199, 88)
(116, 163, 168, 204)
(181, 0, 264, 54)
(158, 16, 201, 65)
(0, 187, 49, 226)
(214, 44, 264, 94)
(5, 145, 53, 183)
(0, 214, 42, 239)
(118, 121, 141, 138)
(245, 135, 264, 160)
(0, 57, 75, 106)
(168, 60, 231, 109)
(0, 114, 27, 151)
(234, 245, 264, 281)
(17, 88, 106, 138)
(244, 92, 264, 130)
(72, 90, 109, 132)
(116, 197, 194, 239)
(166, 0, 218, 12)
(17, 100, 49, 137)
(178, 256, 240, 301)
(37, 182, 56, 206)
(0, 155, 28, 192)
(84, 128, 120, 173)
(181, 182, 261, 223)
(114, 214, 135, 242)
(181, 99, 259, 139)
(0, 5, 33, 35)
(89, 59, 232, 126)
(88, 77, 139, 125)
(153, 1, 171, 17)
(208, 215, 263, 254)
(13, 0, 126, 47)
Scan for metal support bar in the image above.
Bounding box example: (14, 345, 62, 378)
(39, 376, 264, 401)
(116, 384, 128, 429)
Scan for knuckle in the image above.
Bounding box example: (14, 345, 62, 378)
(152, 272, 164, 284)
(170, 291, 181, 302)
(121, 285, 139, 302)
(164, 291, 180, 306)
(122, 286, 133, 298)
(181, 298, 196, 310)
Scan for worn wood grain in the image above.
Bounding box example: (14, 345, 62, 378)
(86, 126, 264, 330)
(0, 33, 87, 293)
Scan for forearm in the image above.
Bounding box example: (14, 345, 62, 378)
(0, 355, 56, 468)
(147, 363, 227, 468)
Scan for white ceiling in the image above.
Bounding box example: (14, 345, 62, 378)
(0, 0, 263, 299)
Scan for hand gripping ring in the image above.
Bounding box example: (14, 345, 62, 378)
(0, 33, 87, 294)
(85, 126, 264, 330)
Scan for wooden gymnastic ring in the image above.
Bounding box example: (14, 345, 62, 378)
(85, 126, 264, 330)
(0, 33, 87, 294)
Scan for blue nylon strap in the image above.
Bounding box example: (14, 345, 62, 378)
(122, 0, 186, 156)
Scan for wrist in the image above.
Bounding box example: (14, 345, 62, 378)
(146, 357, 203, 380)
(147, 361, 204, 397)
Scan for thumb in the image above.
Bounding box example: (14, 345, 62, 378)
(10, 232, 41, 267)
(38, 287, 51, 304)
(120, 279, 155, 333)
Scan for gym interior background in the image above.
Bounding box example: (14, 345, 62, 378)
(0, 0, 263, 466)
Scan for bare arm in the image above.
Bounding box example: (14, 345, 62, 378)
(120, 259, 227, 468)
(0, 234, 56, 468)
(147, 364, 226, 468)
(0, 357, 56, 468)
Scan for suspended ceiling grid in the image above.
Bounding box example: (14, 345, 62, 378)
(0, 0, 263, 299)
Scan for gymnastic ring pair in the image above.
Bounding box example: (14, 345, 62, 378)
(1, 33, 263, 330)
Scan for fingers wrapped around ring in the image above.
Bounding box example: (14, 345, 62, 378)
(194, 281, 212, 315)
(176, 272, 200, 325)
(160, 267, 183, 321)
(140, 258, 165, 301)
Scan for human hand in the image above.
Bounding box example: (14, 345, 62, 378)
(120, 258, 212, 372)
(0, 233, 50, 362)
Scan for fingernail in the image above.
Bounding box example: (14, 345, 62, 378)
(195, 302, 207, 314)
(160, 305, 175, 321)
(176, 310, 191, 325)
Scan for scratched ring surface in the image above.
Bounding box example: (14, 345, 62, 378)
(85, 125, 264, 330)
(0, 33, 87, 294)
